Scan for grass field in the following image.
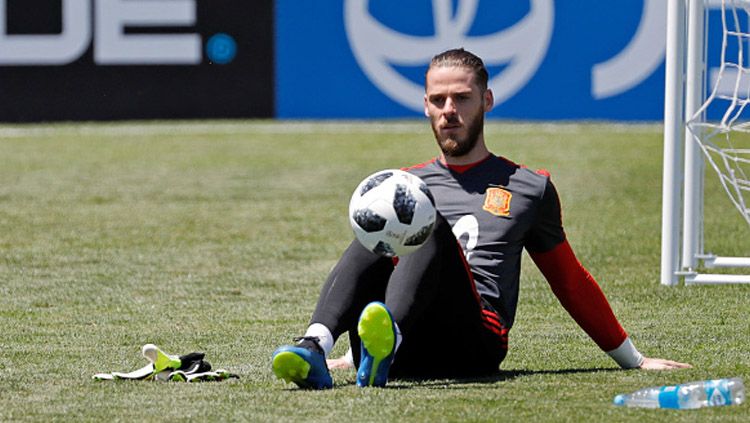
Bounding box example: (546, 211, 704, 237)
(1, 120, 749, 422)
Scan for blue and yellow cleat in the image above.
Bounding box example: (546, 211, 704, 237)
(272, 337, 333, 389)
(356, 302, 396, 387)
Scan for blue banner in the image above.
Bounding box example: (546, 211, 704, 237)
(275, 1, 721, 121)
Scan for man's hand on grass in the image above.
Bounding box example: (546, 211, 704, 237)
(639, 357, 692, 370)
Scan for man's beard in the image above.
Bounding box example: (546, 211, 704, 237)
(431, 110, 484, 158)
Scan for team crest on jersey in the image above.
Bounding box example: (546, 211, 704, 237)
(483, 187, 512, 217)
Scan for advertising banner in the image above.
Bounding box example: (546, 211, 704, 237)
(1, 1, 732, 122)
(0, 0, 273, 121)
(275, 0, 724, 121)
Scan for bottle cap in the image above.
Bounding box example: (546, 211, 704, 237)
(613, 394, 625, 406)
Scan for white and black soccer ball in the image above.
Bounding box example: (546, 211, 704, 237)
(349, 169, 436, 257)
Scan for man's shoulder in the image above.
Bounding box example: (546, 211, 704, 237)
(486, 155, 552, 192)
(402, 158, 441, 176)
(402, 155, 553, 190)
(490, 155, 548, 178)
(513, 164, 552, 185)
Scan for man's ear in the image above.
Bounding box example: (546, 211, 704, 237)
(484, 89, 494, 112)
(424, 94, 430, 117)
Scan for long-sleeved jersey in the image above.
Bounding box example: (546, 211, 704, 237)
(406, 154, 628, 352)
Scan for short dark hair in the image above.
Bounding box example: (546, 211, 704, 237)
(426, 48, 488, 90)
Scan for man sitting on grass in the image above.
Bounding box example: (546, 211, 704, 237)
(272, 48, 691, 389)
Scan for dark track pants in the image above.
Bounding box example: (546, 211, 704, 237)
(310, 214, 508, 378)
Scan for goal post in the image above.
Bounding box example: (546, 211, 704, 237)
(662, 0, 750, 285)
(662, 0, 686, 286)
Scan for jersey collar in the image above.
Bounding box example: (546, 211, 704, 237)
(441, 153, 493, 174)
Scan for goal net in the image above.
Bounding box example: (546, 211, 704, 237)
(662, 0, 750, 285)
(690, 0, 750, 225)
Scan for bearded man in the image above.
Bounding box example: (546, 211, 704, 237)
(271, 48, 690, 389)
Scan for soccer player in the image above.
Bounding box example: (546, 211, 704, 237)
(271, 48, 691, 389)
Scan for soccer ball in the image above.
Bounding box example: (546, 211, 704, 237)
(349, 169, 436, 257)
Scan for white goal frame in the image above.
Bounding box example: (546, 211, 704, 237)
(662, 0, 750, 285)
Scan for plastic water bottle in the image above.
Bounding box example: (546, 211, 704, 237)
(613, 378, 745, 409)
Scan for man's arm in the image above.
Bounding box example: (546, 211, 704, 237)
(325, 240, 691, 371)
(529, 239, 691, 370)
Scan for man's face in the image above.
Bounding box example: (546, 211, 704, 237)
(424, 66, 492, 158)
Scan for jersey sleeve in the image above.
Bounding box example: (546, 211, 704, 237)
(528, 240, 628, 352)
(524, 178, 566, 253)
(525, 177, 628, 352)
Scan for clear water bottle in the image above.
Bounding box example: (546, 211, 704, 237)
(613, 378, 745, 409)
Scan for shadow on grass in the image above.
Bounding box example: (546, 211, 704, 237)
(383, 367, 622, 390)
(278, 367, 622, 390)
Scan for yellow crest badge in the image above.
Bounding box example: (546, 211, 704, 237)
(483, 187, 512, 217)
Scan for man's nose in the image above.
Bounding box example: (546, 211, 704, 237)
(444, 97, 457, 114)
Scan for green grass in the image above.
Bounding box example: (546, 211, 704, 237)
(0, 121, 748, 422)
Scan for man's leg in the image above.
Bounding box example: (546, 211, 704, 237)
(273, 240, 394, 389)
(353, 214, 508, 380)
(310, 240, 394, 343)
